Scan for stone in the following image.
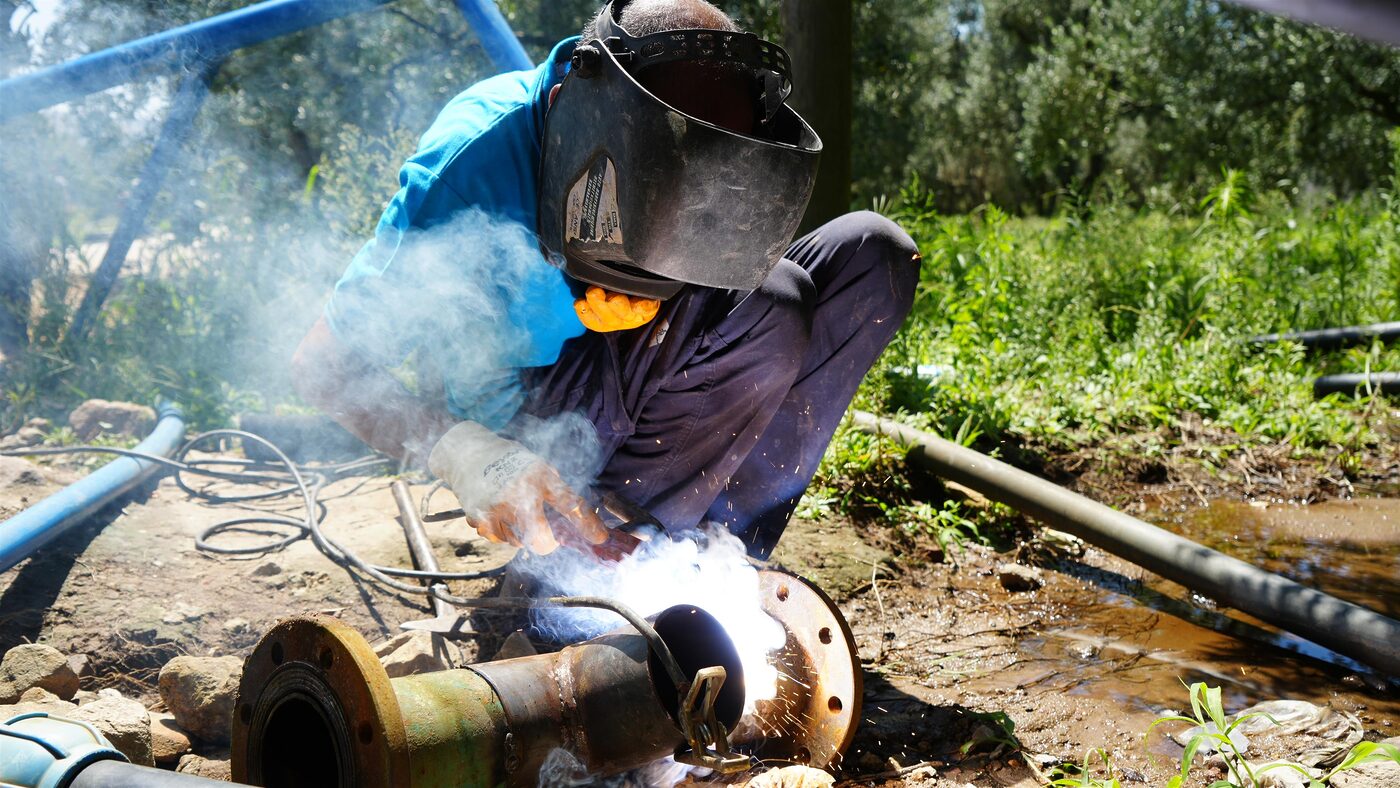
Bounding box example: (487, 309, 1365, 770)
(18, 686, 61, 703)
(375, 631, 450, 678)
(0, 427, 43, 450)
(222, 618, 251, 635)
(0, 696, 78, 717)
(743, 765, 836, 788)
(73, 689, 99, 705)
(68, 399, 155, 441)
(250, 561, 282, 577)
(150, 712, 193, 764)
(96, 687, 125, 701)
(158, 655, 242, 744)
(66, 653, 92, 679)
(0, 643, 80, 702)
(997, 563, 1043, 592)
(177, 753, 232, 780)
(24, 417, 51, 431)
(69, 695, 154, 766)
(0, 456, 44, 486)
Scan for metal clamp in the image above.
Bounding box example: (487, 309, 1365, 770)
(674, 667, 751, 774)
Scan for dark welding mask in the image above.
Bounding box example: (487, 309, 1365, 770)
(538, 3, 822, 300)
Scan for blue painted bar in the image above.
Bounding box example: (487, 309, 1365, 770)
(64, 60, 222, 348)
(0, 0, 394, 123)
(0, 404, 185, 573)
(453, 0, 533, 72)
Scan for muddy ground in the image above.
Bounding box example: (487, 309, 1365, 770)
(2, 448, 1399, 786)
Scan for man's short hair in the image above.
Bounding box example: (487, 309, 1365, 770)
(582, 0, 740, 40)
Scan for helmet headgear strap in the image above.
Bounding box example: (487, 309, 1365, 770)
(576, 0, 794, 126)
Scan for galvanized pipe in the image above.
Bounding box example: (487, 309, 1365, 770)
(0, 403, 184, 573)
(232, 608, 745, 787)
(851, 410, 1400, 677)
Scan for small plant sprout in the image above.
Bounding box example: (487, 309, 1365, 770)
(1146, 681, 1400, 787)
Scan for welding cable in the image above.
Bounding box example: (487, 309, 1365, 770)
(1, 434, 508, 582)
(4, 440, 691, 684)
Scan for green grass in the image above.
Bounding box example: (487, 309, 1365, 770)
(806, 165, 1400, 529)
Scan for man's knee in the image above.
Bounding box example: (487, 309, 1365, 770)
(811, 210, 920, 323)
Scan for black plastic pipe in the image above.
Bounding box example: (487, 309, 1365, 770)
(1313, 372, 1400, 398)
(1251, 321, 1400, 352)
(69, 760, 239, 787)
(851, 411, 1400, 677)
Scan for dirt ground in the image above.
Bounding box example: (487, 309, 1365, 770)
(3, 450, 1399, 787)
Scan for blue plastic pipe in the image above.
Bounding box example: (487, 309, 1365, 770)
(0, 0, 395, 123)
(453, 0, 533, 72)
(0, 403, 185, 573)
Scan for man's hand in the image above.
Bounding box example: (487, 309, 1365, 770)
(428, 421, 607, 554)
(574, 286, 660, 332)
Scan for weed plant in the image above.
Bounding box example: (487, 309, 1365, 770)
(1147, 681, 1400, 787)
(806, 159, 1400, 532)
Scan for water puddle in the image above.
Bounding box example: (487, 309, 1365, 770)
(995, 496, 1400, 728)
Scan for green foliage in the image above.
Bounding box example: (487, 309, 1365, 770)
(1046, 749, 1123, 788)
(862, 171, 1396, 462)
(842, 0, 1400, 212)
(1146, 681, 1400, 787)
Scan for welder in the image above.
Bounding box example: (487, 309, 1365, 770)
(292, 0, 919, 561)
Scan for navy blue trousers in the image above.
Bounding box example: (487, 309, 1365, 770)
(517, 211, 919, 558)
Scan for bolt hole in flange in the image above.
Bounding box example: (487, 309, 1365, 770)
(270, 641, 284, 665)
(818, 627, 832, 644)
(319, 648, 334, 669)
(827, 696, 842, 713)
(357, 721, 374, 745)
(239, 703, 252, 725)
(776, 585, 790, 601)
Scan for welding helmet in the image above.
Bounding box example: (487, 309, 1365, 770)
(538, 2, 822, 300)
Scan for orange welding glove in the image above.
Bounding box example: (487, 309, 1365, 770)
(574, 286, 660, 333)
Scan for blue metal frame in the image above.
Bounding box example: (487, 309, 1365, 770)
(0, 0, 531, 348)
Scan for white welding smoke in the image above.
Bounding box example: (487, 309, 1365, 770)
(516, 525, 786, 713)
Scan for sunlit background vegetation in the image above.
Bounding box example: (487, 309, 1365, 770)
(2, 0, 1397, 487)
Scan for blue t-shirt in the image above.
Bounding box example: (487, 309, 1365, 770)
(326, 38, 585, 430)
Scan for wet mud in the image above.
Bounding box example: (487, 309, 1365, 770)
(3, 451, 1398, 786)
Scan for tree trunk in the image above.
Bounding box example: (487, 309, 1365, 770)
(780, 0, 852, 235)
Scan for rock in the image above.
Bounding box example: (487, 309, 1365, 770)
(68, 399, 155, 441)
(150, 712, 193, 764)
(743, 765, 835, 788)
(161, 602, 207, 625)
(0, 426, 45, 449)
(222, 618, 250, 635)
(18, 686, 61, 703)
(250, 561, 282, 577)
(375, 631, 450, 678)
(1331, 737, 1400, 787)
(492, 630, 538, 661)
(66, 653, 92, 680)
(158, 655, 242, 744)
(0, 643, 80, 702)
(24, 417, 51, 431)
(0, 456, 44, 486)
(69, 695, 154, 766)
(177, 753, 232, 780)
(96, 687, 125, 701)
(997, 563, 1043, 592)
(73, 689, 99, 705)
(0, 695, 78, 717)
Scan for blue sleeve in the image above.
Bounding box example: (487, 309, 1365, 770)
(324, 64, 585, 431)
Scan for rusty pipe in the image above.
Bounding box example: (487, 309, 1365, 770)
(231, 605, 745, 787)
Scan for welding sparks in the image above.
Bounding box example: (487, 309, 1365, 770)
(516, 527, 786, 711)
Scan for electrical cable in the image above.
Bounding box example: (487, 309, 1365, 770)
(1, 431, 508, 584)
(2, 433, 690, 680)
